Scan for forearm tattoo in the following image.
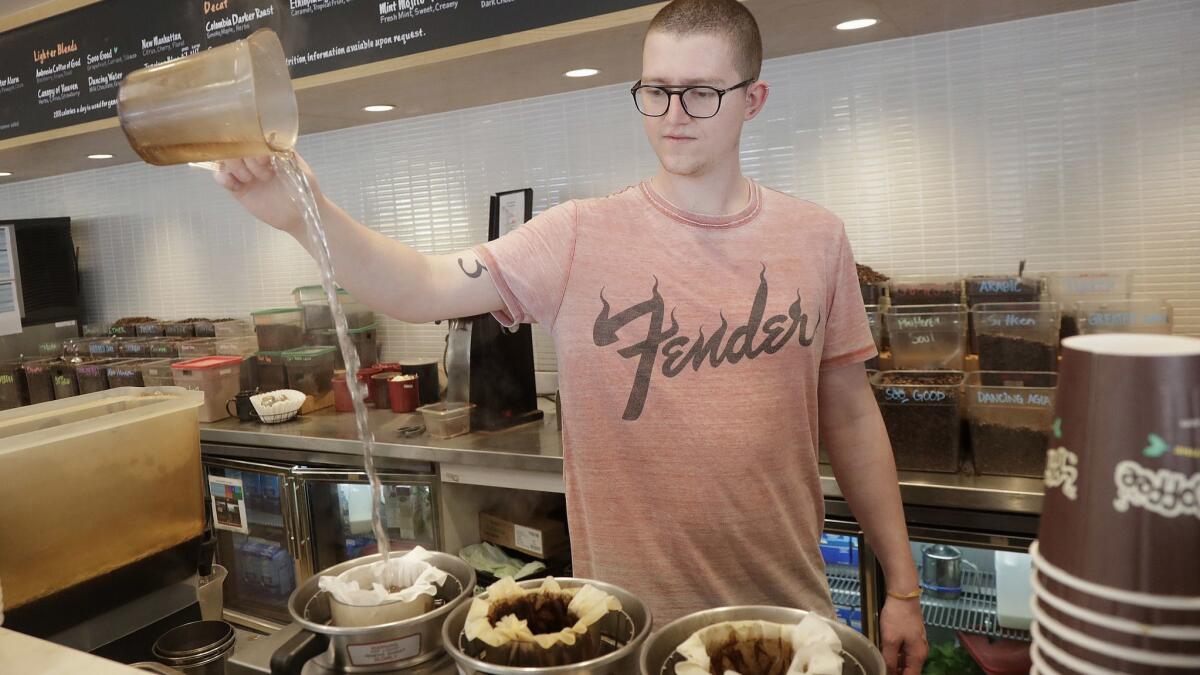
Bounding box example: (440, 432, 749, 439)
(458, 257, 487, 279)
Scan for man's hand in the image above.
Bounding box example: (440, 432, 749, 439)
(879, 596, 928, 674)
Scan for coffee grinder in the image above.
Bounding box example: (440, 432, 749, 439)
(444, 189, 543, 431)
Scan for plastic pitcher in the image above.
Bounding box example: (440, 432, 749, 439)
(118, 28, 297, 166)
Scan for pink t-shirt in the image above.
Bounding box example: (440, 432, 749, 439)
(474, 179, 876, 626)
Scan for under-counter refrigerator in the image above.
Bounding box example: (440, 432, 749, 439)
(202, 455, 440, 631)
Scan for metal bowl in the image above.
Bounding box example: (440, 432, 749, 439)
(639, 606, 885, 675)
(286, 551, 476, 672)
(441, 577, 652, 674)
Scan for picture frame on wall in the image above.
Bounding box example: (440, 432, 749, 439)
(488, 188, 533, 241)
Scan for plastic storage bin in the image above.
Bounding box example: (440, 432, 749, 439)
(171, 356, 244, 422)
(965, 275, 1043, 306)
(416, 401, 474, 439)
(147, 338, 185, 359)
(217, 335, 260, 391)
(872, 370, 964, 473)
(117, 338, 156, 358)
(865, 306, 883, 370)
(966, 371, 1057, 478)
(1075, 299, 1173, 335)
(1045, 271, 1132, 338)
(888, 276, 963, 306)
(178, 338, 219, 359)
(76, 359, 121, 394)
(884, 304, 968, 370)
(107, 360, 150, 388)
(22, 360, 57, 404)
(0, 360, 29, 410)
(293, 285, 375, 331)
(140, 359, 178, 387)
(211, 319, 253, 339)
(50, 361, 82, 399)
(282, 346, 337, 398)
(252, 308, 305, 351)
(0, 388, 205, 612)
(255, 351, 290, 392)
(88, 338, 120, 358)
(972, 302, 1061, 372)
(310, 323, 379, 368)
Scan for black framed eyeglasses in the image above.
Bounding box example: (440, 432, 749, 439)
(630, 78, 755, 119)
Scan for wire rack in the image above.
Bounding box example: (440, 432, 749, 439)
(922, 570, 1031, 642)
(824, 569, 1031, 642)
(827, 569, 863, 608)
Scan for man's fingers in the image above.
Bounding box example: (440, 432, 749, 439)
(228, 161, 254, 183)
(245, 156, 275, 181)
(881, 636, 900, 675)
(213, 169, 242, 192)
(901, 636, 928, 675)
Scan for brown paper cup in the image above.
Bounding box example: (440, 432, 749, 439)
(1038, 335, 1200, 602)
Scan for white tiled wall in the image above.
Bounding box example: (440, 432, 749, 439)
(1, 0, 1196, 370)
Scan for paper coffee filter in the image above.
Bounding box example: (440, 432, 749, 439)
(318, 546, 448, 607)
(464, 576, 622, 649)
(674, 615, 844, 675)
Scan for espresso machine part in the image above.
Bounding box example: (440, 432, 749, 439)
(445, 316, 543, 431)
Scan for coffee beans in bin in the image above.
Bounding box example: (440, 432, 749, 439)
(966, 371, 1057, 478)
(255, 351, 290, 392)
(282, 346, 336, 398)
(251, 307, 305, 351)
(973, 302, 1060, 372)
(0, 360, 29, 410)
(872, 370, 965, 473)
(22, 360, 56, 404)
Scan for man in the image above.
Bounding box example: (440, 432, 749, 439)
(217, 0, 928, 671)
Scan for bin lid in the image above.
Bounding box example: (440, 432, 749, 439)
(312, 322, 378, 335)
(282, 346, 337, 361)
(250, 307, 302, 316)
(172, 356, 243, 371)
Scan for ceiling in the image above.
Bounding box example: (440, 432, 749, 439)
(0, 0, 1131, 183)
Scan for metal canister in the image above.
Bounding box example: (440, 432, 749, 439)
(152, 620, 235, 675)
(921, 544, 964, 599)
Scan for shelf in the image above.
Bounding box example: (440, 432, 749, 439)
(826, 568, 862, 609)
(825, 569, 1031, 643)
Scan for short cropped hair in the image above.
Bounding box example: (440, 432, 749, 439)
(646, 0, 763, 81)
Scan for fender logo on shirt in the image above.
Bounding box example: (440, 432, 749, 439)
(593, 265, 821, 421)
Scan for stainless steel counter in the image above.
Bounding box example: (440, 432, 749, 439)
(201, 408, 1044, 515)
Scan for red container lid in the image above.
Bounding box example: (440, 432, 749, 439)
(171, 355, 244, 370)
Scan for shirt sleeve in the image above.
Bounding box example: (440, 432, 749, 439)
(820, 224, 878, 369)
(473, 200, 578, 330)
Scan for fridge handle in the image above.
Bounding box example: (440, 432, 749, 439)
(282, 475, 300, 560)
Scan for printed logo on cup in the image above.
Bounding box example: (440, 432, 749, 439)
(1044, 447, 1080, 501)
(1113, 460, 1200, 519)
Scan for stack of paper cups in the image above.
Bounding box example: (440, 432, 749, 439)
(1030, 334, 1200, 674)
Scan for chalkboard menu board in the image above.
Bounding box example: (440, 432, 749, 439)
(0, 0, 658, 142)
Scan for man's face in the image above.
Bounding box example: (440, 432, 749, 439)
(639, 30, 766, 178)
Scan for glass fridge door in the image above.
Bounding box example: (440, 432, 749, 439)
(821, 519, 875, 640)
(203, 458, 300, 627)
(293, 469, 439, 578)
(904, 529, 1034, 673)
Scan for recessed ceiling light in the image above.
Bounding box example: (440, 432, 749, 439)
(88, 153, 113, 159)
(363, 104, 395, 112)
(564, 68, 599, 78)
(0, 172, 11, 177)
(836, 18, 877, 30)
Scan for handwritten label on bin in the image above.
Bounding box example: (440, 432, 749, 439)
(882, 387, 951, 405)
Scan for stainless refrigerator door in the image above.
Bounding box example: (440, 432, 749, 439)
(292, 469, 440, 579)
(203, 457, 302, 629)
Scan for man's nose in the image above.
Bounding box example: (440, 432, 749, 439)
(663, 93, 692, 125)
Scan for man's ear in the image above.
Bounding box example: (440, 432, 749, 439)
(744, 79, 769, 121)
